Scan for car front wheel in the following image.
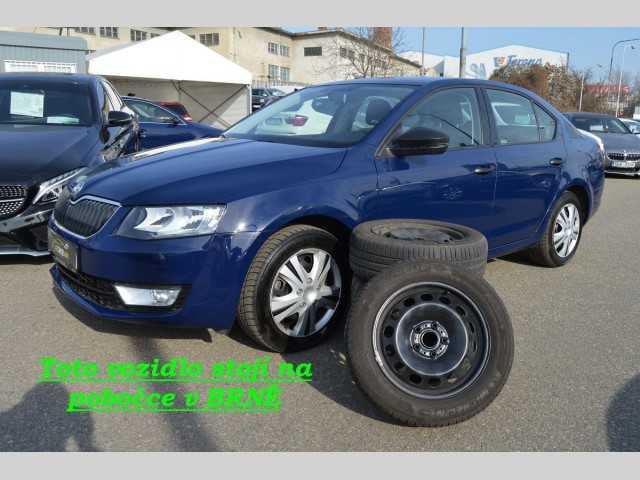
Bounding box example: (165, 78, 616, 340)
(237, 225, 349, 352)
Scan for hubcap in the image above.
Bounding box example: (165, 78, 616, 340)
(553, 203, 580, 258)
(269, 248, 342, 337)
(373, 282, 490, 399)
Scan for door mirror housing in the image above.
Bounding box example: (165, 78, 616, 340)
(106, 111, 134, 127)
(389, 127, 449, 157)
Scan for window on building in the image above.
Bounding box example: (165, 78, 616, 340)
(268, 64, 279, 80)
(150, 33, 160, 38)
(188, 34, 196, 40)
(268, 42, 279, 54)
(340, 47, 356, 61)
(200, 33, 219, 46)
(99, 27, 119, 39)
(280, 67, 290, 81)
(73, 27, 95, 35)
(130, 29, 148, 42)
(280, 44, 290, 57)
(304, 47, 322, 57)
(487, 89, 539, 145)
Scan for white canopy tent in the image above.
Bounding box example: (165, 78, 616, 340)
(87, 31, 252, 128)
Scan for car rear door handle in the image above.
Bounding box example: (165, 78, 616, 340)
(473, 164, 496, 175)
(549, 157, 565, 166)
(139, 129, 148, 138)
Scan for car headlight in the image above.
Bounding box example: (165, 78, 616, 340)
(33, 168, 86, 204)
(116, 205, 226, 240)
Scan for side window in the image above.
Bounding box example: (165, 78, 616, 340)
(96, 82, 110, 120)
(396, 87, 483, 148)
(126, 101, 177, 123)
(533, 104, 556, 142)
(487, 89, 538, 145)
(102, 81, 123, 111)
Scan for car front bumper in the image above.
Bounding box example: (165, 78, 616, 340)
(0, 204, 53, 256)
(49, 218, 262, 330)
(605, 167, 640, 177)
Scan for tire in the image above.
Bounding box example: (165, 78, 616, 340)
(346, 261, 514, 427)
(350, 219, 487, 281)
(237, 225, 350, 352)
(528, 191, 583, 267)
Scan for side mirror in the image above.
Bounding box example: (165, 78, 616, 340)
(107, 111, 133, 127)
(389, 127, 449, 157)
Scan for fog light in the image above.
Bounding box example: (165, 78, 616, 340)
(114, 285, 181, 307)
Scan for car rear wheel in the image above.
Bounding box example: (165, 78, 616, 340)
(528, 191, 583, 267)
(346, 261, 514, 427)
(237, 225, 349, 352)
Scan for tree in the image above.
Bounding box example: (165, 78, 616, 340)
(317, 27, 410, 80)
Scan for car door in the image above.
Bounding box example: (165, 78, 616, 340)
(374, 87, 499, 241)
(485, 88, 565, 246)
(125, 99, 193, 150)
(99, 81, 137, 159)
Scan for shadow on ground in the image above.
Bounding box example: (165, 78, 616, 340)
(0, 383, 99, 451)
(607, 374, 640, 452)
(0, 254, 52, 266)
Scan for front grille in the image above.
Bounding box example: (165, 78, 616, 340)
(608, 152, 640, 161)
(54, 190, 118, 237)
(57, 265, 189, 312)
(0, 185, 27, 220)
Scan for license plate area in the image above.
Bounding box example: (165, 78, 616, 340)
(48, 228, 78, 272)
(611, 160, 635, 168)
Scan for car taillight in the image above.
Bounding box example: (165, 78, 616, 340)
(292, 115, 308, 127)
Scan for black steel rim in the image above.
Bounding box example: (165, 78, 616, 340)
(373, 281, 490, 399)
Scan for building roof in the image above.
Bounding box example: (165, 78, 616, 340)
(0, 30, 88, 51)
(87, 31, 252, 85)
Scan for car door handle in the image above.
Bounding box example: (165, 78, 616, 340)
(549, 157, 565, 166)
(139, 129, 147, 138)
(473, 164, 496, 175)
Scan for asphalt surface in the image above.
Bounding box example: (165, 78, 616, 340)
(1, 178, 639, 452)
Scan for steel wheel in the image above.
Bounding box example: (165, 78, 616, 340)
(553, 203, 581, 258)
(373, 281, 490, 399)
(269, 248, 342, 337)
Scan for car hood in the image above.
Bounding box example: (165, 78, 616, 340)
(0, 124, 100, 185)
(76, 137, 347, 205)
(590, 132, 640, 152)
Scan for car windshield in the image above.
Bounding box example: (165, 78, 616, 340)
(226, 83, 417, 147)
(571, 116, 631, 134)
(0, 79, 94, 126)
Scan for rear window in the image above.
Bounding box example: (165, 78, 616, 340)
(0, 79, 94, 126)
(162, 103, 189, 117)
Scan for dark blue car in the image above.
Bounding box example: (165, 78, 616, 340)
(49, 78, 605, 351)
(123, 96, 223, 151)
(0, 73, 138, 256)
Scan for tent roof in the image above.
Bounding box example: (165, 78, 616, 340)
(87, 31, 252, 85)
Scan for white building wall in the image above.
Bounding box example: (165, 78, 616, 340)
(464, 45, 568, 79)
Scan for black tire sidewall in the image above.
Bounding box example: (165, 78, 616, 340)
(254, 230, 350, 352)
(347, 262, 513, 426)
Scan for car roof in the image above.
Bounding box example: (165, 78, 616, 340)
(564, 111, 615, 119)
(0, 72, 97, 85)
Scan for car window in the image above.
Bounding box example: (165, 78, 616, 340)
(126, 100, 177, 123)
(394, 87, 483, 148)
(571, 116, 629, 134)
(227, 84, 416, 148)
(533, 104, 556, 142)
(102, 81, 123, 110)
(0, 79, 94, 126)
(487, 90, 539, 145)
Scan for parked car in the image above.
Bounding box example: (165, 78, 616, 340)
(565, 111, 640, 177)
(620, 117, 640, 136)
(251, 88, 281, 111)
(156, 101, 192, 122)
(123, 96, 222, 150)
(0, 72, 138, 256)
(49, 78, 604, 352)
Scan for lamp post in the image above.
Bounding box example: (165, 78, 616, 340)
(459, 27, 466, 78)
(615, 45, 635, 117)
(421, 27, 426, 76)
(607, 38, 640, 107)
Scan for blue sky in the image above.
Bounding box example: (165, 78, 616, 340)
(288, 27, 640, 78)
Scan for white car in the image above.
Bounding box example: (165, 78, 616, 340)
(620, 118, 640, 137)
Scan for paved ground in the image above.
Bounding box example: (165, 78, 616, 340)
(1, 178, 639, 452)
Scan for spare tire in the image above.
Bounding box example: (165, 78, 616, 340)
(350, 219, 487, 280)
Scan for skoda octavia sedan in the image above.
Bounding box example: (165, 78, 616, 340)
(0, 73, 138, 256)
(49, 78, 605, 352)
